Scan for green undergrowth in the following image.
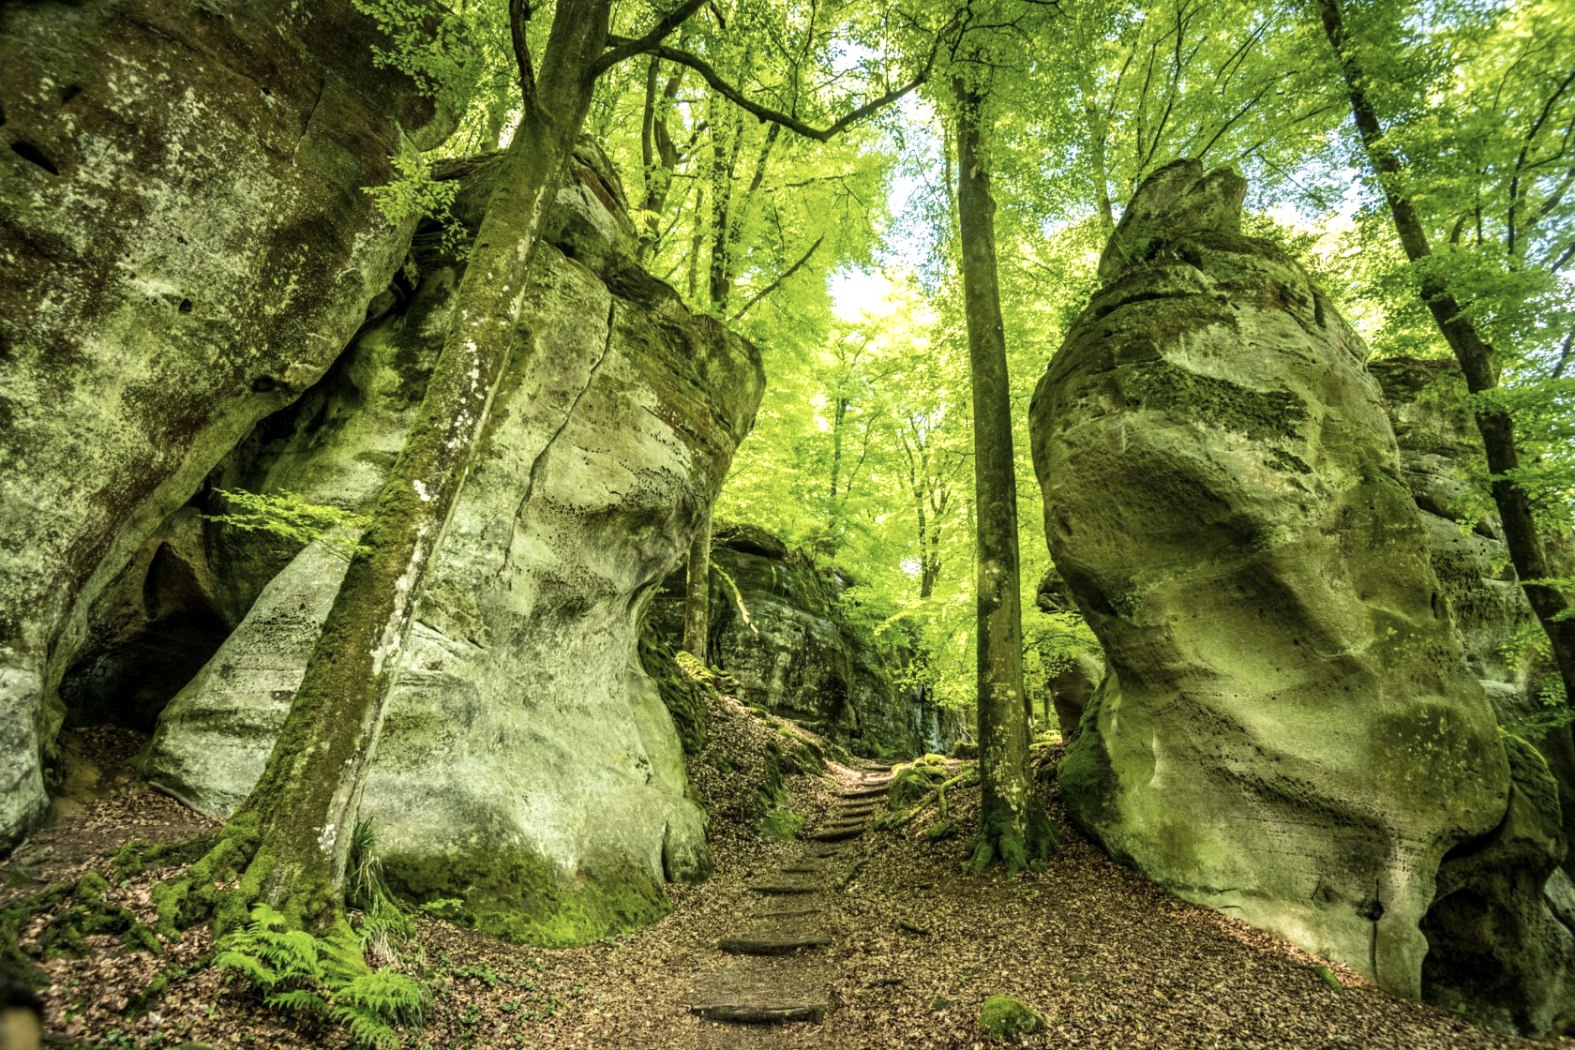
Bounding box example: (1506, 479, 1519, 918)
(978, 994, 1046, 1040)
(757, 807, 805, 840)
(216, 903, 427, 1050)
(875, 755, 978, 834)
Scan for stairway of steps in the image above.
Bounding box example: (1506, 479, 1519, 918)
(688, 764, 893, 1041)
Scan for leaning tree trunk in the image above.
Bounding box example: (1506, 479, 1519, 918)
(682, 508, 712, 662)
(1316, 0, 1575, 708)
(212, 0, 614, 932)
(953, 77, 1057, 875)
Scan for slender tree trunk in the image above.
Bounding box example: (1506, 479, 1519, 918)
(682, 508, 712, 662)
(1316, 0, 1575, 708)
(707, 97, 738, 310)
(953, 77, 1056, 874)
(215, 0, 613, 931)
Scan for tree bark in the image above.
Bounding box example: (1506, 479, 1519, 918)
(682, 508, 713, 662)
(953, 77, 1056, 874)
(1316, 0, 1575, 708)
(220, 0, 614, 931)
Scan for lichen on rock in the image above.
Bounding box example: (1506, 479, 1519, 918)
(0, 0, 452, 847)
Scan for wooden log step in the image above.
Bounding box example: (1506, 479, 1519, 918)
(690, 959, 828, 1024)
(806, 825, 864, 843)
(840, 785, 888, 799)
(694, 1001, 827, 1024)
(749, 879, 821, 894)
(756, 904, 821, 919)
(719, 926, 832, 955)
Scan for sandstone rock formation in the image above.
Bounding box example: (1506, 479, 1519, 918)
(1031, 160, 1512, 1002)
(0, 0, 451, 846)
(652, 524, 928, 757)
(1374, 357, 1575, 849)
(1373, 357, 1575, 1030)
(143, 143, 764, 944)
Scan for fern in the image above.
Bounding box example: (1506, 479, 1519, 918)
(204, 489, 371, 560)
(216, 903, 430, 1050)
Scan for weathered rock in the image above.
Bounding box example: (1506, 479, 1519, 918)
(1372, 356, 1575, 853)
(1424, 734, 1572, 1033)
(0, 0, 451, 846)
(145, 144, 764, 945)
(1033, 565, 1106, 743)
(656, 524, 925, 757)
(1031, 160, 1509, 1000)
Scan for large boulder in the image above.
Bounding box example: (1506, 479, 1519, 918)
(0, 0, 451, 847)
(144, 143, 765, 944)
(655, 524, 927, 757)
(1030, 160, 1510, 1001)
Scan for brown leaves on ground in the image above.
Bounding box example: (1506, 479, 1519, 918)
(5, 727, 1564, 1049)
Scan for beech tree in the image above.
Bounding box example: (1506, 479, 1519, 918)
(948, 18, 1059, 870)
(1315, 0, 1575, 709)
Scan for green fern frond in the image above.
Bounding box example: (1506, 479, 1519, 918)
(265, 988, 332, 1016)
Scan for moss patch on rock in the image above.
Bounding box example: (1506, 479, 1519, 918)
(383, 847, 668, 948)
(978, 994, 1045, 1040)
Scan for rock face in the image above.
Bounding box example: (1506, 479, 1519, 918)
(144, 144, 765, 944)
(1373, 357, 1575, 847)
(0, 0, 450, 846)
(658, 525, 927, 757)
(1373, 357, 1575, 1031)
(1030, 161, 1511, 1002)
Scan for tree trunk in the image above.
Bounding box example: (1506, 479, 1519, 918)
(1316, 0, 1575, 708)
(682, 508, 712, 662)
(218, 0, 613, 931)
(953, 77, 1056, 874)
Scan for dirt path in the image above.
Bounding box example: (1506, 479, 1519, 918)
(690, 767, 891, 1039)
(6, 727, 1566, 1049)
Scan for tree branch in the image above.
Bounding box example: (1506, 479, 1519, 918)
(601, 37, 940, 142)
(509, 0, 536, 112)
(591, 0, 708, 77)
(728, 235, 825, 322)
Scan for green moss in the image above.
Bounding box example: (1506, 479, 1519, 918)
(1123, 357, 1306, 441)
(757, 808, 805, 840)
(978, 995, 1045, 1039)
(1502, 729, 1562, 834)
(383, 846, 668, 948)
(637, 632, 709, 758)
(1057, 686, 1116, 831)
(153, 810, 265, 938)
(887, 762, 948, 809)
(925, 820, 959, 842)
(1314, 964, 1343, 991)
(109, 835, 215, 883)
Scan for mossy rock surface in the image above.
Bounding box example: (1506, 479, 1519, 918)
(1030, 158, 1510, 1003)
(978, 995, 1045, 1040)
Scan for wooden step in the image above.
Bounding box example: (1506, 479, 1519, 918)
(720, 925, 832, 955)
(691, 959, 829, 1024)
(749, 879, 821, 894)
(806, 825, 864, 843)
(756, 904, 820, 919)
(841, 785, 888, 799)
(779, 862, 828, 874)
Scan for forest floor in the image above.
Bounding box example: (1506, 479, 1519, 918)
(2, 711, 1562, 1050)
